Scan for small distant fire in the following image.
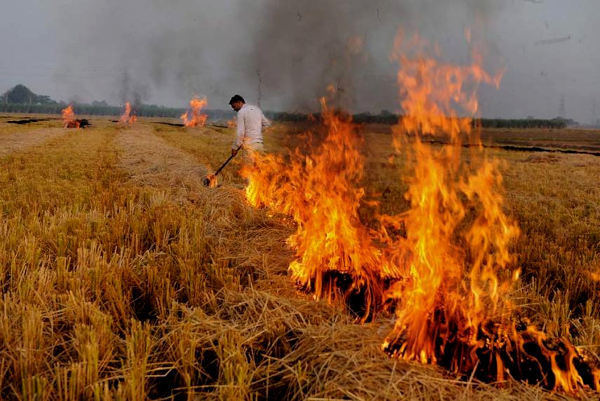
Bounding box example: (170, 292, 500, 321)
(119, 102, 137, 124)
(242, 32, 600, 394)
(181, 96, 208, 127)
(62, 105, 80, 128)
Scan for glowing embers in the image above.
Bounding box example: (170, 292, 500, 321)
(119, 102, 137, 124)
(203, 174, 218, 188)
(384, 313, 600, 392)
(181, 96, 208, 127)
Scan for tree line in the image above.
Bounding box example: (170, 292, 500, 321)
(1, 102, 236, 120)
(2, 84, 568, 128)
(1, 102, 568, 129)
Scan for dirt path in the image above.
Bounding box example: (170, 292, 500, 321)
(0, 128, 68, 158)
(115, 123, 294, 292)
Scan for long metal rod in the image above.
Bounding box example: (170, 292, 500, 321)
(214, 145, 242, 177)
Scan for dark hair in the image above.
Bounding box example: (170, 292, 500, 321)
(229, 94, 245, 105)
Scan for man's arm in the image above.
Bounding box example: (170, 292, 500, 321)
(232, 112, 245, 155)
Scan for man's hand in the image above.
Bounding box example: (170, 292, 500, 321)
(231, 148, 239, 157)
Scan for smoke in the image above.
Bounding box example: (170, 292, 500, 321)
(51, 0, 508, 112)
(246, 0, 507, 112)
(118, 69, 149, 107)
(245, 1, 407, 112)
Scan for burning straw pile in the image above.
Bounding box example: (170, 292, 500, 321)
(119, 102, 137, 124)
(242, 34, 600, 394)
(62, 104, 90, 128)
(181, 96, 208, 127)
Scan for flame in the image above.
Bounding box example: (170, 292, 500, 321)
(239, 29, 600, 393)
(181, 96, 208, 127)
(62, 105, 80, 128)
(242, 99, 388, 321)
(119, 102, 137, 124)
(381, 32, 598, 394)
(203, 174, 218, 188)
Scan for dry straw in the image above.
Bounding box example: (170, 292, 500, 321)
(0, 117, 598, 399)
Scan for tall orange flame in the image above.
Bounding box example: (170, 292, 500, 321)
(381, 33, 598, 393)
(241, 31, 600, 393)
(62, 105, 79, 128)
(181, 96, 208, 127)
(119, 102, 137, 124)
(381, 31, 516, 359)
(243, 100, 388, 321)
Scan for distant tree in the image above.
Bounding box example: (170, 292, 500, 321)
(3, 84, 36, 103)
(551, 117, 578, 127)
(2, 84, 56, 104)
(36, 95, 54, 104)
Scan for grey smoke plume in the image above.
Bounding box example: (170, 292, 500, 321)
(43, 0, 600, 122)
(241, 0, 509, 112)
(50, 0, 508, 112)
(246, 1, 408, 112)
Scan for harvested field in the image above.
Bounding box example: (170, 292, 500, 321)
(0, 127, 67, 158)
(480, 128, 600, 153)
(364, 124, 600, 155)
(116, 125, 208, 191)
(0, 116, 599, 399)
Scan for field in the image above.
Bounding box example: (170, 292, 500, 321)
(0, 114, 599, 400)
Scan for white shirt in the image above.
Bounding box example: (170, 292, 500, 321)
(232, 104, 271, 149)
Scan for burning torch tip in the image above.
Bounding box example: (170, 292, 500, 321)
(203, 174, 217, 188)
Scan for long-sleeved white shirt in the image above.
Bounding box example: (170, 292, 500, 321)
(232, 104, 271, 149)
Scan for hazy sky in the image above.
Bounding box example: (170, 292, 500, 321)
(1, 0, 598, 123)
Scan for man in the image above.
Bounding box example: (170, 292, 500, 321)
(229, 94, 270, 164)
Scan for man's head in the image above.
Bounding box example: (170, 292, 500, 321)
(229, 94, 245, 112)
